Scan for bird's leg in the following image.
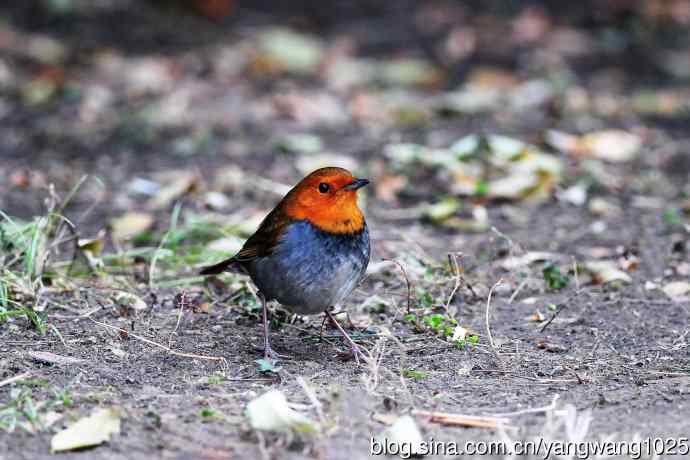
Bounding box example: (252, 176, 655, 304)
(319, 309, 348, 341)
(324, 310, 367, 364)
(319, 314, 328, 341)
(259, 293, 282, 362)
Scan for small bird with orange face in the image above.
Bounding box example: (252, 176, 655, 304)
(201, 167, 370, 362)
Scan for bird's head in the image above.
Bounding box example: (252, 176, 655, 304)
(283, 167, 369, 234)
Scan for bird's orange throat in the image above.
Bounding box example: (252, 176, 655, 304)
(285, 195, 365, 234)
(306, 203, 365, 234)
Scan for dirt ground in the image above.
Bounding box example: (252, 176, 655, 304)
(1, 1, 690, 459)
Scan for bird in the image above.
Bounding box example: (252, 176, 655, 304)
(200, 167, 371, 363)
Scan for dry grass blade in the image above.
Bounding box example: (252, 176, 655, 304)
(413, 410, 513, 429)
(0, 372, 32, 387)
(91, 319, 228, 367)
(485, 278, 503, 351)
(27, 351, 84, 366)
(381, 258, 412, 315)
(490, 395, 560, 417)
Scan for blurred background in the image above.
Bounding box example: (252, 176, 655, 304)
(1, 0, 690, 263)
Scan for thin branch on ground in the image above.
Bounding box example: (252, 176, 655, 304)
(489, 395, 560, 417)
(485, 278, 503, 352)
(168, 290, 188, 348)
(413, 410, 513, 429)
(382, 258, 412, 315)
(92, 319, 228, 367)
(443, 253, 462, 313)
(0, 372, 32, 387)
(296, 376, 325, 426)
(508, 279, 527, 304)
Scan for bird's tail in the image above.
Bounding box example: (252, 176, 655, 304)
(199, 257, 240, 275)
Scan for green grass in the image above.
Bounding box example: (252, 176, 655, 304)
(0, 383, 73, 433)
(454, 334, 479, 350)
(199, 407, 223, 420)
(0, 304, 48, 334)
(103, 210, 239, 282)
(149, 201, 184, 289)
(0, 274, 9, 308)
(206, 374, 225, 385)
(402, 368, 428, 380)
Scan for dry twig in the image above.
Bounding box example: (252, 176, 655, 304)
(381, 258, 413, 315)
(413, 410, 513, 429)
(92, 319, 227, 367)
(485, 278, 503, 351)
(0, 372, 32, 387)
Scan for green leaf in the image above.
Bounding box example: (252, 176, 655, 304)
(255, 358, 281, 374)
(199, 408, 217, 418)
(402, 369, 428, 380)
(542, 262, 570, 290)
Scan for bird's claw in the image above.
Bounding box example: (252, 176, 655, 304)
(352, 344, 368, 364)
(338, 344, 367, 364)
(262, 345, 289, 363)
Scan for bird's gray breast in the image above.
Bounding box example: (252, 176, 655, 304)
(247, 220, 370, 315)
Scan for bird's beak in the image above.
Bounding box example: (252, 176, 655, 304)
(343, 178, 370, 191)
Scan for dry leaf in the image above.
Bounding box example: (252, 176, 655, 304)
(110, 212, 154, 241)
(78, 238, 103, 256)
(378, 58, 443, 87)
(204, 191, 230, 210)
(558, 183, 588, 206)
(254, 28, 324, 75)
(583, 260, 632, 284)
(547, 130, 641, 163)
(246, 390, 316, 433)
(466, 67, 520, 89)
(589, 198, 621, 216)
(501, 252, 566, 270)
(113, 291, 148, 311)
(582, 130, 641, 162)
(662, 281, 690, 301)
(275, 133, 323, 154)
(27, 351, 84, 366)
(439, 205, 490, 232)
(206, 236, 244, 255)
(436, 87, 503, 114)
(377, 415, 424, 456)
(148, 174, 200, 209)
(51, 408, 121, 452)
(529, 311, 545, 322)
(424, 197, 460, 223)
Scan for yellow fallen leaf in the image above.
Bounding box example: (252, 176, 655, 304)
(583, 260, 632, 284)
(529, 311, 545, 322)
(113, 291, 147, 311)
(148, 174, 200, 209)
(424, 197, 460, 223)
(51, 407, 121, 453)
(582, 130, 641, 162)
(110, 212, 154, 241)
(547, 129, 641, 163)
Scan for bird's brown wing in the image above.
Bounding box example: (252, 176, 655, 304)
(199, 206, 290, 275)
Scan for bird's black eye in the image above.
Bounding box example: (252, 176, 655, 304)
(318, 183, 330, 193)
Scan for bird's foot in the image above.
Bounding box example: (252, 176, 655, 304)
(264, 347, 280, 364)
(338, 343, 368, 364)
(256, 344, 289, 364)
